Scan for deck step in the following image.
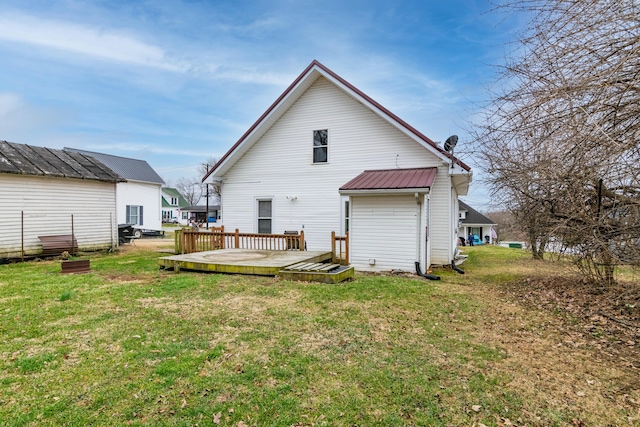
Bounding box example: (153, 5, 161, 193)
(285, 262, 341, 272)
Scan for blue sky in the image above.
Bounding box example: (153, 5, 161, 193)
(0, 0, 520, 210)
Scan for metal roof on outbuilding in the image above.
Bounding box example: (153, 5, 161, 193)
(339, 167, 437, 193)
(0, 140, 122, 182)
(64, 148, 165, 185)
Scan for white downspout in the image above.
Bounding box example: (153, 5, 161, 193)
(423, 192, 430, 269)
(415, 192, 421, 265)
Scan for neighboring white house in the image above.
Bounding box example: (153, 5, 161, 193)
(0, 140, 121, 258)
(203, 60, 472, 272)
(65, 148, 165, 236)
(458, 200, 497, 245)
(162, 187, 190, 224)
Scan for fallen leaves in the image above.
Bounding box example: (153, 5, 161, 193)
(503, 274, 640, 367)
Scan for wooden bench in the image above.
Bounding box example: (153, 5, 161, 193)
(38, 235, 78, 257)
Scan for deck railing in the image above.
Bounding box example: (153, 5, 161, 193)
(331, 231, 349, 265)
(175, 226, 305, 254)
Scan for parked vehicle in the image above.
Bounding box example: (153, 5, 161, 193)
(162, 217, 179, 224)
(132, 226, 165, 238)
(117, 224, 135, 244)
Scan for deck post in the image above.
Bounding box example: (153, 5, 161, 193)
(331, 231, 336, 263)
(331, 231, 349, 265)
(300, 230, 305, 251)
(175, 229, 181, 254)
(234, 229, 240, 249)
(344, 231, 349, 265)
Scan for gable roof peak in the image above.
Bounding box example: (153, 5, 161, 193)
(203, 60, 471, 181)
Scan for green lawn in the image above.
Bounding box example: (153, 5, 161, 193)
(0, 246, 636, 426)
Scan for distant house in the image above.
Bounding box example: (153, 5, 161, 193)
(0, 140, 121, 258)
(458, 200, 497, 245)
(203, 60, 472, 272)
(161, 187, 189, 224)
(181, 205, 221, 225)
(65, 148, 165, 236)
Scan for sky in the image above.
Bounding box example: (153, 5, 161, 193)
(0, 0, 522, 211)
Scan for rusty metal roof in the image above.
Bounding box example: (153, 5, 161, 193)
(0, 140, 122, 182)
(339, 167, 437, 192)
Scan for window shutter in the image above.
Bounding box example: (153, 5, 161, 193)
(140, 206, 144, 226)
(126, 205, 131, 223)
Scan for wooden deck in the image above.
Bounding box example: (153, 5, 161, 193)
(158, 249, 333, 276)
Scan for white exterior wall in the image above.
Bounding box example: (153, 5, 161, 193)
(427, 167, 457, 265)
(219, 76, 455, 267)
(117, 181, 162, 230)
(0, 175, 117, 258)
(350, 195, 419, 272)
(162, 206, 180, 220)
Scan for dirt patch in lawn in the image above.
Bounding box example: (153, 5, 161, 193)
(120, 237, 174, 252)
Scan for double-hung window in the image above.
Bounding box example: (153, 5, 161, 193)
(257, 199, 272, 234)
(126, 205, 143, 225)
(313, 129, 328, 163)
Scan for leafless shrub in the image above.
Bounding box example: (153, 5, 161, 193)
(473, 0, 640, 285)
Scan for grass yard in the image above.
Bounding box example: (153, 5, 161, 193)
(0, 244, 638, 426)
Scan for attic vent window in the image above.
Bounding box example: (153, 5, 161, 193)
(313, 129, 328, 163)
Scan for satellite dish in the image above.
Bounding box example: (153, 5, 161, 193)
(444, 135, 458, 152)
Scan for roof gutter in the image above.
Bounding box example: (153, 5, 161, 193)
(338, 187, 431, 196)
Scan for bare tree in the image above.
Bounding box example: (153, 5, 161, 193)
(486, 210, 525, 243)
(473, 0, 640, 285)
(175, 176, 202, 206)
(199, 156, 220, 203)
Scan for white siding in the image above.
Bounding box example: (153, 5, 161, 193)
(219, 76, 453, 266)
(117, 182, 162, 231)
(0, 175, 117, 258)
(350, 195, 418, 272)
(427, 167, 456, 265)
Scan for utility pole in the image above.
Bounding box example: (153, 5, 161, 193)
(205, 163, 210, 230)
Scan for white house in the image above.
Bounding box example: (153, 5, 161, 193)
(458, 200, 497, 245)
(65, 148, 165, 237)
(162, 187, 190, 224)
(203, 60, 472, 272)
(0, 140, 121, 259)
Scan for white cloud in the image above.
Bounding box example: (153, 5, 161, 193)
(0, 11, 299, 87)
(0, 12, 187, 72)
(0, 93, 24, 118)
(0, 92, 70, 141)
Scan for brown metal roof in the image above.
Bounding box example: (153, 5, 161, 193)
(339, 167, 437, 192)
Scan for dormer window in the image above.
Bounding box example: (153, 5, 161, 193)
(313, 129, 328, 163)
